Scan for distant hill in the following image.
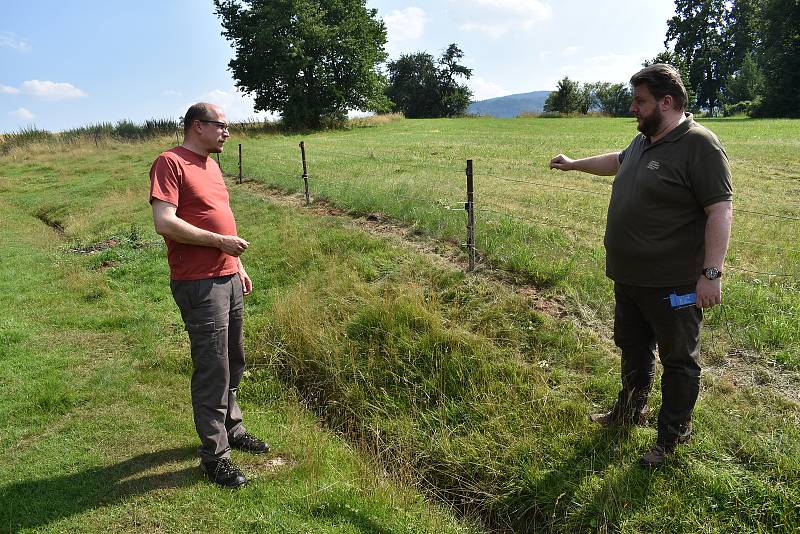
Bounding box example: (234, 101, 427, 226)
(468, 91, 551, 118)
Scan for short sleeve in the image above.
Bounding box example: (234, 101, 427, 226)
(691, 147, 733, 207)
(618, 149, 626, 164)
(149, 155, 181, 206)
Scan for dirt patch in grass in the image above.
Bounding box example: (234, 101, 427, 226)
(69, 238, 120, 254)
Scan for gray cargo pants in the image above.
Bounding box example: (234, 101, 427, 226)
(612, 282, 702, 446)
(170, 273, 247, 463)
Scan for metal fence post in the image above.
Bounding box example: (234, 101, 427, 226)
(300, 141, 310, 205)
(238, 144, 243, 184)
(465, 159, 475, 272)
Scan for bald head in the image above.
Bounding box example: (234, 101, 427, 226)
(183, 102, 223, 137)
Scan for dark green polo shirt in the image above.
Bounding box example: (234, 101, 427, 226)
(604, 114, 732, 286)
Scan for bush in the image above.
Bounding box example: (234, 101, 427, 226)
(723, 100, 755, 117)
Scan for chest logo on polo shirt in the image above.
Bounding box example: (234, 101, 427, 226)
(646, 160, 661, 170)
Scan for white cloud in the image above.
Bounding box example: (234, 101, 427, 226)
(194, 88, 280, 122)
(19, 80, 87, 100)
(459, 23, 510, 39)
(0, 32, 30, 52)
(455, 0, 552, 38)
(383, 7, 428, 56)
(9, 107, 35, 121)
(0, 85, 21, 94)
(469, 76, 510, 101)
(469, 0, 552, 17)
(557, 53, 643, 85)
(561, 46, 581, 56)
(384, 7, 428, 41)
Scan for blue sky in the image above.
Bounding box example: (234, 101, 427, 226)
(1, 0, 676, 133)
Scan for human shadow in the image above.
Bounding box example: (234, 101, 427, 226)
(498, 423, 657, 533)
(0, 445, 199, 532)
(311, 504, 395, 534)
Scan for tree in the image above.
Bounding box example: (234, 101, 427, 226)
(723, 0, 762, 75)
(214, 0, 391, 129)
(543, 77, 586, 114)
(752, 0, 800, 117)
(665, 0, 730, 115)
(592, 82, 633, 116)
(437, 44, 473, 117)
(722, 52, 763, 105)
(386, 43, 473, 118)
(385, 53, 442, 118)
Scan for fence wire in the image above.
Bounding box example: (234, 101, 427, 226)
(232, 142, 799, 284)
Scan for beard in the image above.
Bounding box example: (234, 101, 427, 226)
(636, 106, 664, 138)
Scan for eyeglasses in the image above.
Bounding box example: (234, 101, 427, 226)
(197, 119, 229, 131)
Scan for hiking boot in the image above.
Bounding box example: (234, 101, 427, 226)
(230, 431, 270, 454)
(200, 457, 247, 488)
(639, 442, 673, 468)
(589, 405, 649, 427)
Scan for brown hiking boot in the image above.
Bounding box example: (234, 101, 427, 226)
(589, 405, 649, 427)
(639, 442, 673, 468)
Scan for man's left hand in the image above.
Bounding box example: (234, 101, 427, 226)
(695, 276, 721, 308)
(240, 270, 253, 296)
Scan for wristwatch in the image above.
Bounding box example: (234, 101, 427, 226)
(702, 267, 723, 280)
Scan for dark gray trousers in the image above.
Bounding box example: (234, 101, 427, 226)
(612, 282, 702, 446)
(170, 274, 246, 463)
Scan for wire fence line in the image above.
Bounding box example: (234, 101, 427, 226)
(223, 141, 800, 284)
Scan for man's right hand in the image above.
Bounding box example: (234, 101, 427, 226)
(549, 154, 575, 171)
(218, 235, 249, 257)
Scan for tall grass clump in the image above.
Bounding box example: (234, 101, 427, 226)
(248, 246, 799, 533)
(0, 125, 54, 154)
(2, 118, 180, 153)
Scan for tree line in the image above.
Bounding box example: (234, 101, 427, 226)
(546, 0, 799, 118)
(214, 0, 798, 129)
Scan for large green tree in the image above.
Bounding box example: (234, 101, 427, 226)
(214, 0, 391, 129)
(753, 0, 800, 117)
(665, 0, 730, 114)
(385, 43, 473, 118)
(590, 82, 633, 116)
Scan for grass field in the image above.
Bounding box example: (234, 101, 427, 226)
(227, 115, 800, 369)
(0, 141, 478, 533)
(1, 116, 799, 533)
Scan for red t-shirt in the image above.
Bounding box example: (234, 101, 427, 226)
(149, 146, 240, 281)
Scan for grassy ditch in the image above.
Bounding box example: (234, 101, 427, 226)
(2, 135, 798, 533)
(226, 116, 800, 368)
(0, 140, 478, 533)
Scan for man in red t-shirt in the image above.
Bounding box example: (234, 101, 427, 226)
(150, 102, 268, 488)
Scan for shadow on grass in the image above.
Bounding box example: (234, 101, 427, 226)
(311, 504, 395, 534)
(503, 425, 657, 533)
(0, 446, 199, 532)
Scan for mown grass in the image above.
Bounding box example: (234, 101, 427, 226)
(3, 133, 798, 533)
(0, 141, 478, 533)
(224, 115, 800, 369)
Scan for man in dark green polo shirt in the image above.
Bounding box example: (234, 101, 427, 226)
(549, 63, 733, 467)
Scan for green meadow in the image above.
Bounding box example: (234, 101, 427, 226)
(1, 116, 798, 533)
(230, 115, 800, 368)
